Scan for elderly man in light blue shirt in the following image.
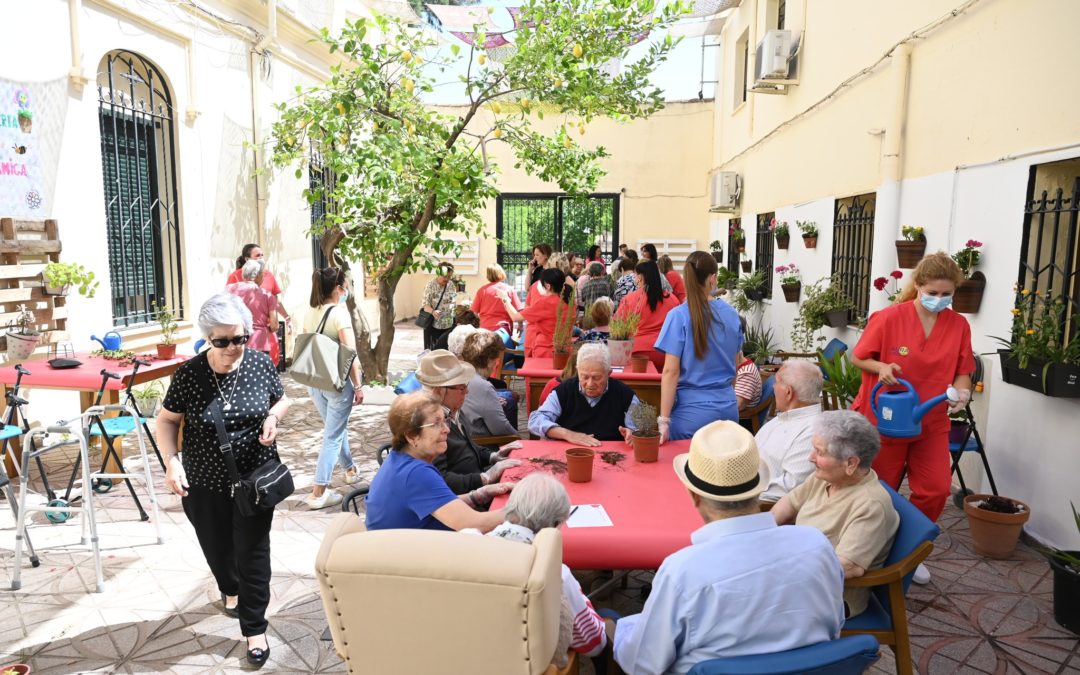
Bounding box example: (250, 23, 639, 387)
(757, 359, 824, 502)
(613, 420, 845, 675)
(527, 343, 640, 447)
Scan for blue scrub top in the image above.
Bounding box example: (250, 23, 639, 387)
(655, 301, 742, 405)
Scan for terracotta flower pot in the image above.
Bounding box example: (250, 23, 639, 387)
(156, 343, 177, 360)
(802, 235, 817, 249)
(552, 351, 569, 370)
(775, 235, 790, 250)
(1, 664, 30, 675)
(781, 282, 801, 303)
(1050, 552, 1080, 635)
(964, 494, 1030, 559)
(566, 448, 595, 483)
(895, 240, 926, 268)
(632, 433, 660, 463)
(953, 271, 986, 313)
(628, 355, 649, 373)
(740, 261, 752, 273)
(608, 339, 633, 368)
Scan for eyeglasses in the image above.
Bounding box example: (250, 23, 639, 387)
(419, 417, 449, 430)
(209, 335, 250, 348)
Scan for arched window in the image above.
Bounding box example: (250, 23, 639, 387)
(97, 50, 184, 326)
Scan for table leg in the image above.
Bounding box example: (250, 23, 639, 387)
(527, 377, 542, 414)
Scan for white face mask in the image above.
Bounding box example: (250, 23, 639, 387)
(537, 284, 549, 296)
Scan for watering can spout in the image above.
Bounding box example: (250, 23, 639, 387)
(912, 386, 958, 424)
(90, 335, 106, 349)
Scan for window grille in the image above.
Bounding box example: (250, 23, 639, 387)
(97, 50, 183, 326)
(308, 144, 334, 272)
(726, 217, 742, 276)
(755, 212, 775, 299)
(831, 194, 876, 322)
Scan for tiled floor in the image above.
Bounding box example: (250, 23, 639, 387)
(1, 322, 1077, 674)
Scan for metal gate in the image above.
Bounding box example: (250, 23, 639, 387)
(496, 193, 619, 291)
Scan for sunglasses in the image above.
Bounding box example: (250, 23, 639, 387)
(209, 335, 250, 348)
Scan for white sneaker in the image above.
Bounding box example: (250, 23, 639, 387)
(343, 467, 362, 484)
(306, 490, 343, 510)
(912, 563, 931, 585)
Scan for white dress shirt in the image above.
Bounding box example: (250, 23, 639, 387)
(756, 403, 823, 502)
(613, 512, 845, 675)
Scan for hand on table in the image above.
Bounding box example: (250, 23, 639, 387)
(877, 362, 902, 386)
(472, 482, 513, 506)
(562, 431, 601, 447)
(494, 441, 522, 459)
(483, 459, 521, 484)
(165, 456, 189, 497)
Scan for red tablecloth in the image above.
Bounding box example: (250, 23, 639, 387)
(518, 357, 662, 382)
(0, 352, 190, 390)
(493, 439, 701, 570)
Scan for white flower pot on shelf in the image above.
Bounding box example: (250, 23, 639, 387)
(6, 331, 42, 360)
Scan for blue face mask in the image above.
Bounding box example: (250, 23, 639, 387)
(339, 289, 349, 304)
(920, 293, 952, 313)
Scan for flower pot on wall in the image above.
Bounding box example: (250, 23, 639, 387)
(711, 251, 724, 264)
(775, 235, 790, 250)
(1050, 553, 1080, 635)
(824, 309, 849, 328)
(802, 235, 817, 249)
(998, 351, 1080, 398)
(734, 239, 746, 253)
(39, 272, 70, 297)
(964, 494, 1030, 559)
(745, 287, 767, 302)
(781, 282, 801, 303)
(740, 260, 752, 273)
(953, 271, 986, 313)
(895, 240, 926, 268)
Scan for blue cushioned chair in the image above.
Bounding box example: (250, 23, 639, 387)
(394, 371, 423, 395)
(687, 635, 880, 675)
(841, 482, 940, 675)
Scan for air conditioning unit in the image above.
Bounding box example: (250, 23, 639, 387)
(751, 29, 801, 94)
(709, 172, 741, 213)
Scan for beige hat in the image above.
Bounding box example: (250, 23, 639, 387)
(673, 420, 770, 501)
(416, 349, 476, 388)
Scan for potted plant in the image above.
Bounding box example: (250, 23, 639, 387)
(451, 274, 467, 293)
(740, 255, 752, 273)
(796, 220, 818, 249)
(1038, 502, 1080, 635)
(41, 261, 100, 298)
(731, 269, 768, 313)
(730, 222, 746, 253)
(132, 380, 166, 417)
(716, 266, 736, 292)
(818, 350, 862, 409)
(552, 286, 576, 370)
(992, 288, 1080, 398)
(895, 225, 926, 268)
(790, 276, 856, 351)
(152, 301, 179, 359)
(964, 493, 1031, 559)
(6, 305, 41, 360)
(709, 240, 725, 264)
(629, 400, 660, 463)
(951, 240, 985, 313)
(608, 313, 640, 368)
(770, 218, 790, 249)
(776, 264, 801, 302)
(743, 323, 779, 366)
(1, 663, 30, 675)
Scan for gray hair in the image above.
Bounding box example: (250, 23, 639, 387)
(778, 360, 824, 404)
(447, 324, 478, 357)
(588, 262, 605, 277)
(504, 473, 571, 531)
(576, 342, 611, 371)
(814, 410, 880, 470)
(198, 292, 253, 336)
(241, 259, 265, 281)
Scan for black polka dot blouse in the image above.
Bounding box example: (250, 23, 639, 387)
(162, 350, 285, 493)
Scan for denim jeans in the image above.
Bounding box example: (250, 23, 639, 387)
(309, 381, 355, 486)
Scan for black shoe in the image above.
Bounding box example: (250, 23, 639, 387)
(221, 593, 239, 619)
(246, 642, 270, 667)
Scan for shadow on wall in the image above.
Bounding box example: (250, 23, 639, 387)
(210, 115, 259, 292)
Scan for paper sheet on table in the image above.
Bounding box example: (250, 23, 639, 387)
(566, 504, 614, 528)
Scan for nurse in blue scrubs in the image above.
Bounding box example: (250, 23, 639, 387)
(654, 250, 742, 441)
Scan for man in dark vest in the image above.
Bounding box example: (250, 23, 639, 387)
(528, 343, 640, 447)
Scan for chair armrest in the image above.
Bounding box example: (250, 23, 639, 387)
(474, 434, 523, 448)
(844, 541, 935, 587)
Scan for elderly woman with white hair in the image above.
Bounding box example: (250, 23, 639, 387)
(486, 473, 608, 661)
(528, 342, 640, 447)
(225, 259, 280, 364)
(771, 410, 900, 618)
(158, 292, 291, 667)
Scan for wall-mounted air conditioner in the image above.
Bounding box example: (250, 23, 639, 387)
(751, 29, 801, 94)
(709, 172, 741, 213)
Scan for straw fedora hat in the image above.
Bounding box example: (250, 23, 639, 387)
(673, 420, 770, 501)
(416, 349, 475, 388)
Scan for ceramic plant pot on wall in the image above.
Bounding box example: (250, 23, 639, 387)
(775, 235, 790, 250)
(824, 309, 849, 328)
(953, 271, 986, 313)
(740, 260, 752, 273)
(895, 240, 927, 268)
(781, 283, 801, 303)
(802, 235, 817, 249)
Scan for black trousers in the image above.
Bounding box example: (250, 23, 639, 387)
(182, 486, 274, 636)
(424, 324, 450, 350)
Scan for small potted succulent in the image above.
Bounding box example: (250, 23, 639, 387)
(17, 109, 32, 134)
(6, 304, 41, 360)
(776, 263, 801, 302)
(709, 240, 725, 264)
(964, 493, 1030, 559)
(770, 218, 790, 249)
(629, 400, 661, 463)
(152, 300, 178, 359)
(796, 220, 818, 249)
(132, 380, 166, 417)
(730, 222, 746, 253)
(952, 240, 985, 313)
(896, 225, 926, 268)
(42, 261, 99, 298)
(608, 313, 640, 368)
(451, 274, 467, 293)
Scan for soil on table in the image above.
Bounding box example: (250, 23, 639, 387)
(978, 495, 1024, 514)
(528, 457, 567, 474)
(600, 451, 625, 467)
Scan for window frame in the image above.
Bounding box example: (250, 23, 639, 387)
(755, 212, 776, 299)
(831, 193, 876, 323)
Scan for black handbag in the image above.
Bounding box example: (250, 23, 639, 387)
(415, 283, 448, 329)
(210, 399, 294, 517)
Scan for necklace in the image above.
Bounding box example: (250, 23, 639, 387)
(209, 351, 245, 410)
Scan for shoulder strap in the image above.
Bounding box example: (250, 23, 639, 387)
(209, 399, 241, 490)
(435, 283, 448, 308)
(315, 306, 337, 335)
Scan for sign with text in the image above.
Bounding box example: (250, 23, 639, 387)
(0, 77, 67, 217)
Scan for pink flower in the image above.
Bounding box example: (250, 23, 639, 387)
(769, 218, 777, 231)
(890, 270, 903, 279)
(966, 240, 983, 248)
(873, 277, 888, 291)
(775, 265, 787, 273)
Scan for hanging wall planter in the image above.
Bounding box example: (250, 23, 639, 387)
(775, 235, 790, 250)
(896, 239, 927, 268)
(953, 271, 986, 313)
(998, 351, 1080, 398)
(734, 239, 746, 253)
(745, 286, 768, 302)
(824, 308, 850, 328)
(740, 260, 752, 273)
(781, 282, 801, 303)
(802, 235, 818, 249)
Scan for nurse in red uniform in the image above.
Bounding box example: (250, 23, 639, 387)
(498, 268, 573, 358)
(852, 252, 973, 539)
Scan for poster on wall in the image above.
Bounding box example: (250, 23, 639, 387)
(0, 77, 68, 217)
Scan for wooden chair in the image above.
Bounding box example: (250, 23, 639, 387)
(841, 481, 940, 675)
(740, 375, 776, 434)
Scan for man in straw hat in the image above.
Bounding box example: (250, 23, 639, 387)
(613, 421, 845, 674)
(417, 350, 520, 498)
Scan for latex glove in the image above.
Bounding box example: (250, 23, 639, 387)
(471, 482, 513, 506)
(483, 459, 521, 484)
(658, 419, 671, 446)
(947, 388, 971, 414)
(164, 456, 189, 497)
(494, 441, 522, 459)
(877, 362, 902, 386)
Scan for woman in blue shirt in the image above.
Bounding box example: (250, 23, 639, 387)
(366, 391, 509, 532)
(655, 251, 742, 441)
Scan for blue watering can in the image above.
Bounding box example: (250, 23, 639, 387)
(90, 331, 123, 352)
(870, 379, 958, 438)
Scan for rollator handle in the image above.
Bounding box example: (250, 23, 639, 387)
(132, 358, 152, 367)
(102, 404, 132, 413)
(100, 370, 121, 380)
(46, 425, 72, 435)
(15, 364, 30, 375)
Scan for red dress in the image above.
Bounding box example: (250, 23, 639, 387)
(665, 270, 687, 303)
(615, 289, 680, 369)
(225, 269, 283, 365)
(472, 281, 521, 331)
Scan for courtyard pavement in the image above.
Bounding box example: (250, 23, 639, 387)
(0, 322, 1077, 673)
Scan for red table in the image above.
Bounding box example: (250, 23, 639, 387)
(0, 352, 189, 474)
(519, 357, 663, 413)
(493, 439, 701, 570)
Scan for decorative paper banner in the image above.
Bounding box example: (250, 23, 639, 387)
(426, 3, 498, 30)
(486, 43, 519, 63)
(0, 77, 67, 217)
(668, 14, 727, 37)
(450, 31, 512, 49)
(685, 0, 741, 19)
